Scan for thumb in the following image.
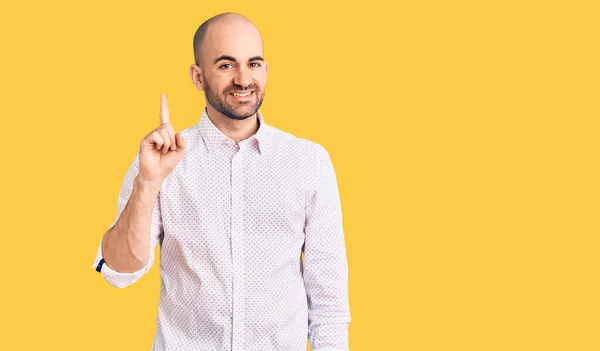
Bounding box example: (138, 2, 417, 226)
(175, 132, 187, 151)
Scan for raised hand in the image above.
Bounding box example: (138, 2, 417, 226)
(138, 93, 187, 186)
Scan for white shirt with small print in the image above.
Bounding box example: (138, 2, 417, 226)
(92, 108, 351, 351)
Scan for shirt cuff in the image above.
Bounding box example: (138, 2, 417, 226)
(91, 239, 154, 288)
(308, 322, 350, 351)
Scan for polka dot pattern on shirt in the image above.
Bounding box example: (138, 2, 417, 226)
(92, 108, 351, 351)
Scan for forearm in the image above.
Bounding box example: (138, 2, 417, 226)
(101, 175, 161, 273)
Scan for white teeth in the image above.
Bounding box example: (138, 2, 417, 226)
(232, 91, 252, 97)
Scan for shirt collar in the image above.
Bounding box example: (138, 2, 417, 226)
(198, 108, 269, 155)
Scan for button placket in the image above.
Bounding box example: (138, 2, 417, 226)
(230, 147, 246, 350)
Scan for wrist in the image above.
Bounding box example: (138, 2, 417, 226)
(134, 175, 162, 197)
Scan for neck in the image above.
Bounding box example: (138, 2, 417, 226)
(205, 104, 259, 143)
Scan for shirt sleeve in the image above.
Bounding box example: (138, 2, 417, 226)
(91, 150, 164, 289)
(303, 144, 352, 351)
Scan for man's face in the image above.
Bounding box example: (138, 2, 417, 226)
(198, 21, 267, 120)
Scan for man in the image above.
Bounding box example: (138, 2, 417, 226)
(92, 12, 351, 351)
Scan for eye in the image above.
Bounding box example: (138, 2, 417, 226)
(220, 63, 233, 69)
(250, 62, 261, 68)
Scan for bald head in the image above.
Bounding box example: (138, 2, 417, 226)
(188, 12, 268, 121)
(193, 12, 263, 67)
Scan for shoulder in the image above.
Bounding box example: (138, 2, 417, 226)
(178, 123, 200, 140)
(265, 125, 330, 162)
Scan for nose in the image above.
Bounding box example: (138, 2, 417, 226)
(233, 66, 252, 90)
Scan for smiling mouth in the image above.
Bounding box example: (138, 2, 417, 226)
(230, 91, 254, 97)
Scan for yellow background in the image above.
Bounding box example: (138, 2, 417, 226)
(1, 0, 598, 350)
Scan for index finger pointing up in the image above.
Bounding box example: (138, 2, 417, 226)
(160, 92, 170, 125)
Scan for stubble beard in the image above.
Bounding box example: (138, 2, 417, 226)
(203, 73, 265, 121)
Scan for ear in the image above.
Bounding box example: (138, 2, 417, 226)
(189, 64, 205, 91)
(263, 61, 268, 85)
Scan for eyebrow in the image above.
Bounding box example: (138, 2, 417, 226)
(213, 55, 264, 64)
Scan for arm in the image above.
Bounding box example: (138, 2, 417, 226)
(102, 175, 161, 273)
(92, 93, 185, 289)
(303, 145, 352, 351)
(91, 152, 164, 289)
